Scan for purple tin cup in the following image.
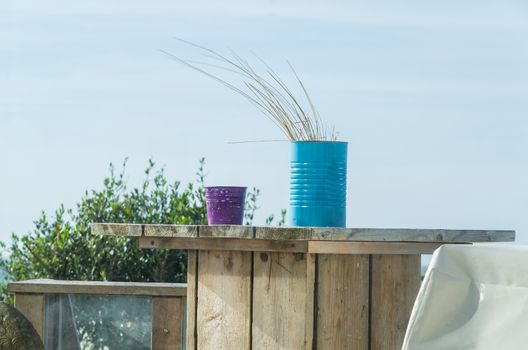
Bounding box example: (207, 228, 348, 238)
(205, 186, 247, 225)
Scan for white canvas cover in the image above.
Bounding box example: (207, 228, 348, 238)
(402, 244, 528, 350)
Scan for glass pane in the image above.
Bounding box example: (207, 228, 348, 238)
(44, 294, 152, 350)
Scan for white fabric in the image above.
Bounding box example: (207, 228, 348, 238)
(402, 244, 528, 350)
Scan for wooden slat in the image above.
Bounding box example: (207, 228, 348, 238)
(310, 228, 515, 242)
(199, 225, 254, 238)
(317, 255, 369, 350)
(140, 237, 458, 255)
(140, 237, 308, 253)
(91, 223, 142, 236)
(197, 250, 251, 350)
(145, 224, 198, 237)
(153, 297, 183, 350)
(15, 293, 45, 340)
(252, 252, 315, 349)
(255, 226, 312, 240)
(370, 254, 421, 350)
(8, 280, 186, 297)
(186, 250, 198, 350)
(304, 253, 316, 350)
(308, 241, 449, 255)
(94, 223, 515, 243)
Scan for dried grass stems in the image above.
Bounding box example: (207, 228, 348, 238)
(161, 39, 337, 142)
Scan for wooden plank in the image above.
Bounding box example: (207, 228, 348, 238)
(252, 252, 315, 349)
(199, 225, 254, 238)
(186, 250, 198, 350)
(317, 255, 369, 350)
(255, 226, 312, 240)
(304, 253, 316, 350)
(197, 250, 251, 350)
(310, 227, 515, 242)
(91, 223, 142, 236)
(140, 237, 308, 253)
(96, 223, 515, 243)
(153, 297, 183, 350)
(370, 254, 421, 350)
(308, 241, 449, 255)
(140, 237, 455, 255)
(145, 224, 198, 237)
(15, 293, 45, 340)
(8, 280, 186, 297)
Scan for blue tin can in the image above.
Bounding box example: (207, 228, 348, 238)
(290, 141, 347, 227)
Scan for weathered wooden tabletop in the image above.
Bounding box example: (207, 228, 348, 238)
(92, 223, 515, 255)
(92, 223, 514, 241)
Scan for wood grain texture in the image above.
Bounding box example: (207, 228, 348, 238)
(310, 228, 514, 242)
(140, 237, 308, 253)
(186, 250, 198, 350)
(317, 255, 369, 350)
(252, 252, 315, 349)
(140, 237, 458, 255)
(95, 223, 515, 243)
(304, 253, 316, 350)
(197, 250, 251, 350)
(255, 226, 311, 240)
(370, 254, 421, 350)
(8, 279, 186, 296)
(152, 297, 183, 350)
(308, 241, 448, 255)
(199, 225, 254, 238)
(145, 224, 198, 237)
(15, 293, 45, 340)
(91, 223, 142, 236)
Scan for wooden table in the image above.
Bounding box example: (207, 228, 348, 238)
(93, 224, 514, 350)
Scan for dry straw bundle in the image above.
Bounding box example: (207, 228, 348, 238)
(162, 39, 337, 142)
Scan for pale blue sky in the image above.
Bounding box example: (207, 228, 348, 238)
(1, 0, 527, 246)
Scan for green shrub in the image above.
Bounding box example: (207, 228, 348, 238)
(0, 158, 286, 348)
(1, 158, 284, 296)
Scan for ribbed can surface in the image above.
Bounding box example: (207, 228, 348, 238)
(290, 141, 347, 227)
